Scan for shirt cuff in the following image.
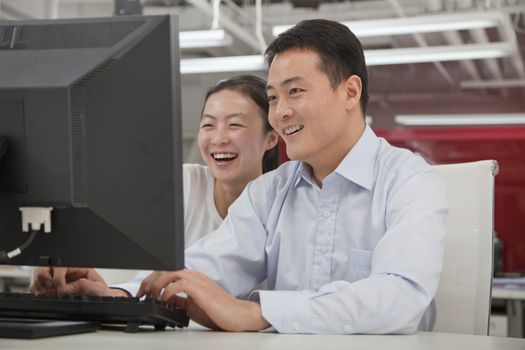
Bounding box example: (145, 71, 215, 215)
(252, 289, 359, 334)
(255, 290, 314, 333)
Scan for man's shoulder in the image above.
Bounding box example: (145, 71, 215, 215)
(374, 139, 443, 191)
(261, 160, 301, 181)
(375, 139, 447, 208)
(249, 160, 301, 193)
(376, 139, 432, 175)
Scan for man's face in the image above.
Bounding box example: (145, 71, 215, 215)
(266, 48, 356, 170)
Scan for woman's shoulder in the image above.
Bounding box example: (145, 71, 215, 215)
(183, 163, 212, 176)
(183, 163, 214, 189)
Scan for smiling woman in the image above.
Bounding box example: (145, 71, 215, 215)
(184, 75, 280, 243)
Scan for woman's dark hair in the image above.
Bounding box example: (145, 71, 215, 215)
(265, 19, 369, 116)
(203, 75, 279, 173)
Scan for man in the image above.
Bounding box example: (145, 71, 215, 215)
(32, 19, 448, 334)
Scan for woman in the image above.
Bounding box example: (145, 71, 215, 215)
(29, 75, 279, 296)
(184, 75, 278, 247)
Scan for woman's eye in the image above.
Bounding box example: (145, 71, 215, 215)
(267, 95, 277, 104)
(200, 123, 213, 128)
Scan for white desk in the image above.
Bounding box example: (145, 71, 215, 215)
(2, 326, 525, 350)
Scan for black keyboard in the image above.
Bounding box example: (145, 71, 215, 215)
(0, 292, 189, 333)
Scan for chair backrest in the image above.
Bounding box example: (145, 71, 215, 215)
(431, 160, 498, 335)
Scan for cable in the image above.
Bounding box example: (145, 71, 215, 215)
(0, 207, 52, 263)
(0, 229, 38, 264)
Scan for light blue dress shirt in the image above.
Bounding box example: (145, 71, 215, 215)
(185, 125, 448, 334)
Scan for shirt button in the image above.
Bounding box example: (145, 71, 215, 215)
(343, 324, 352, 333)
(323, 211, 330, 218)
(292, 321, 300, 331)
(321, 247, 328, 254)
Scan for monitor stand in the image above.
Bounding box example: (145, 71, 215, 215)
(0, 318, 99, 339)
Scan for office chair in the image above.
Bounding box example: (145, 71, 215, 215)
(432, 160, 498, 335)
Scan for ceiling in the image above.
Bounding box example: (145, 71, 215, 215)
(1, 0, 525, 130)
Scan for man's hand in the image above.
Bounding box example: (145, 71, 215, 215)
(137, 270, 270, 332)
(29, 267, 128, 297)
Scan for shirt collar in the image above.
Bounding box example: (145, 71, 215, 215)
(335, 124, 379, 190)
(295, 162, 316, 188)
(294, 124, 380, 191)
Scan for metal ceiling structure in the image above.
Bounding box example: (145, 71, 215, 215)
(1, 0, 524, 129)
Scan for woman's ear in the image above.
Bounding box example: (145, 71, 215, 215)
(265, 130, 279, 151)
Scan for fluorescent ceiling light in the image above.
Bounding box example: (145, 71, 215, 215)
(180, 42, 511, 74)
(395, 114, 525, 126)
(365, 42, 511, 65)
(179, 29, 232, 49)
(460, 79, 525, 89)
(272, 10, 502, 38)
(181, 55, 266, 74)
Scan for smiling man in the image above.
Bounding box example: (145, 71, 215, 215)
(134, 19, 449, 334)
(36, 19, 449, 334)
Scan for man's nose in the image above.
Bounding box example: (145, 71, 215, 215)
(274, 99, 293, 120)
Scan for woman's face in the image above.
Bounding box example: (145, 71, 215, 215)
(198, 89, 277, 186)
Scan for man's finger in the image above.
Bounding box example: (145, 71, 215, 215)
(149, 271, 186, 299)
(52, 268, 70, 293)
(30, 268, 54, 293)
(137, 273, 158, 298)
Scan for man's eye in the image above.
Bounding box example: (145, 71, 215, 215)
(201, 124, 213, 128)
(267, 95, 277, 103)
(290, 88, 303, 95)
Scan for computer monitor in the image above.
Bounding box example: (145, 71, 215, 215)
(0, 15, 184, 271)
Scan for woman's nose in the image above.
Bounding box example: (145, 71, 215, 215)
(211, 128, 230, 145)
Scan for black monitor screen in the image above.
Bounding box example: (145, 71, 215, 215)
(0, 15, 184, 270)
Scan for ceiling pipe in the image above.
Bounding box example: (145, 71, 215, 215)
(185, 0, 262, 53)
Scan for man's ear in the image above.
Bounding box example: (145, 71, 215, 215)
(265, 131, 279, 151)
(341, 75, 362, 110)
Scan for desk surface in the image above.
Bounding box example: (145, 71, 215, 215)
(2, 325, 525, 350)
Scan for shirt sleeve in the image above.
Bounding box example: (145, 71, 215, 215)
(255, 167, 448, 334)
(185, 178, 270, 299)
